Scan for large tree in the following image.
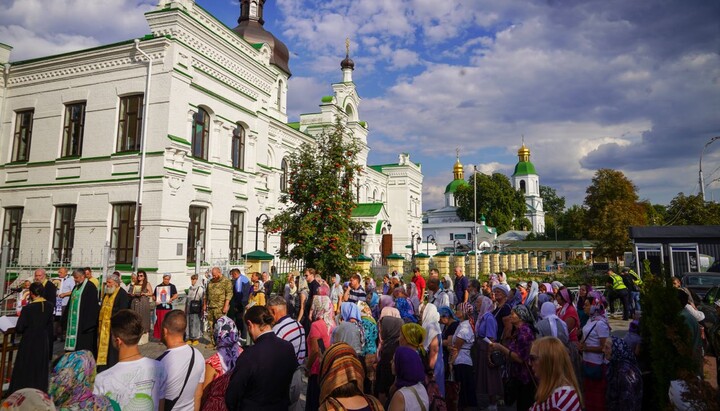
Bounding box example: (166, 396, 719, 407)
(455, 172, 526, 234)
(558, 205, 589, 240)
(665, 193, 720, 225)
(540, 185, 566, 239)
(267, 120, 367, 275)
(584, 169, 647, 258)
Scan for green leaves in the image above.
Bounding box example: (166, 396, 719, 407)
(455, 172, 526, 233)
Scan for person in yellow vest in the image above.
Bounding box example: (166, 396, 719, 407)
(605, 270, 631, 320)
(623, 267, 643, 313)
(96, 273, 130, 372)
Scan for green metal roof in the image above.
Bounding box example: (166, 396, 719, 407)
(353, 254, 373, 261)
(351, 203, 383, 218)
(512, 161, 537, 176)
(505, 240, 596, 250)
(386, 253, 405, 260)
(242, 250, 275, 260)
(414, 253, 430, 258)
(287, 122, 300, 130)
(368, 161, 421, 174)
(445, 178, 467, 194)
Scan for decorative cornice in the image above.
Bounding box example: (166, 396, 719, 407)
(191, 58, 259, 100)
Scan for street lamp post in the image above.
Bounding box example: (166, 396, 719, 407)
(425, 234, 436, 255)
(254, 213, 269, 250)
(699, 136, 720, 201)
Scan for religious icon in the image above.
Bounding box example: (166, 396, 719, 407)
(157, 286, 170, 304)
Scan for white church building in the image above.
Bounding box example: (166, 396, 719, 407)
(0, 0, 422, 286)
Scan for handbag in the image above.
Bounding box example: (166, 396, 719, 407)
(188, 288, 202, 314)
(489, 350, 506, 368)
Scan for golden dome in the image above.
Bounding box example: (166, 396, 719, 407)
(453, 154, 464, 180)
(518, 143, 530, 162)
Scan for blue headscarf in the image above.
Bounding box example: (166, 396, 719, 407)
(395, 297, 416, 323)
(340, 302, 362, 322)
(438, 306, 459, 321)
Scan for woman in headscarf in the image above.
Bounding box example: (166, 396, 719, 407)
(186, 273, 204, 345)
(203, 316, 242, 387)
(506, 287, 522, 309)
(604, 336, 642, 411)
(332, 302, 366, 357)
(318, 342, 384, 411)
(473, 295, 502, 410)
(329, 275, 343, 314)
(387, 347, 430, 411)
(358, 301, 379, 393)
(576, 283, 593, 328)
(524, 281, 539, 314)
(400, 323, 426, 358)
(375, 314, 404, 404)
(537, 283, 554, 306)
(421, 303, 444, 396)
(406, 282, 421, 314)
(450, 302, 477, 410)
(49, 350, 115, 411)
(517, 282, 528, 304)
(491, 283, 513, 341)
(438, 306, 460, 378)
(489, 304, 537, 411)
(580, 291, 610, 411)
(306, 295, 337, 411)
(394, 296, 417, 324)
(551, 281, 564, 295)
(556, 286, 580, 343)
(380, 306, 401, 320)
(2, 388, 56, 411)
(442, 274, 456, 306)
(536, 302, 569, 343)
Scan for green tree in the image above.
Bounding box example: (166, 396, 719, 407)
(267, 120, 367, 276)
(540, 185, 566, 240)
(455, 173, 526, 234)
(584, 169, 647, 259)
(665, 192, 720, 225)
(558, 205, 588, 240)
(641, 201, 668, 226)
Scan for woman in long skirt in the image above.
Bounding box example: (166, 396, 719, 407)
(186, 274, 205, 344)
(129, 270, 153, 343)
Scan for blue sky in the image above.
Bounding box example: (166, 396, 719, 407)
(2, 0, 719, 210)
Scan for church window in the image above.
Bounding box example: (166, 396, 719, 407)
(117, 94, 143, 152)
(277, 80, 283, 109)
(450, 233, 454, 240)
(373, 189, 377, 202)
(229, 211, 244, 262)
(53, 205, 76, 263)
(111, 203, 136, 265)
(61, 102, 85, 157)
(519, 180, 526, 193)
(280, 157, 289, 192)
(191, 108, 210, 160)
(232, 124, 245, 170)
(1, 207, 23, 264)
(12, 110, 34, 162)
(187, 206, 207, 263)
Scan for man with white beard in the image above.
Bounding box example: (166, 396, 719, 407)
(96, 273, 130, 372)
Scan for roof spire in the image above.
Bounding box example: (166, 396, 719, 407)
(453, 148, 464, 180)
(341, 37, 355, 81)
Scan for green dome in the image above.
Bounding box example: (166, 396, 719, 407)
(513, 161, 536, 176)
(444, 178, 467, 194)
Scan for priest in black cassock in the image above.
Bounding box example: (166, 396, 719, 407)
(33, 268, 57, 356)
(64, 268, 100, 357)
(96, 273, 130, 372)
(9, 282, 54, 393)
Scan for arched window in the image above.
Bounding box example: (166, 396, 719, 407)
(346, 104, 354, 120)
(280, 157, 289, 192)
(191, 108, 210, 160)
(373, 189, 377, 202)
(519, 180, 526, 193)
(232, 124, 245, 169)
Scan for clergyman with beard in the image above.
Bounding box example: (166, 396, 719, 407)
(96, 273, 130, 372)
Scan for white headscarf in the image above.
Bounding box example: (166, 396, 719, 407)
(421, 303, 442, 350)
(540, 301, 567, 338)
(524, 281, 539, 308)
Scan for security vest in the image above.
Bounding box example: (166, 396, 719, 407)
(610, 273, 627, 290)
(629, 269, 643, 286)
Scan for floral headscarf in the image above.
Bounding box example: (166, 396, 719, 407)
(214, 316, 243, 372)
(49, 350, 113, 410)
(395, 297, 416, 323)
(609, 335, 636, 365)
(401, 323, 427, 356)
(587, 291, 607, 321)
(512, 304, 534, 325)
(311, 295, 336, 334)
(2, 389, 56, 411)
(457, 302, 475, 330)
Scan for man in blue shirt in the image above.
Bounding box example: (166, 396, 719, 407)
(230, 268, 250, 342)
(453, 266, 468, 305)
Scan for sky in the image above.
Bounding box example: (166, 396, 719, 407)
(2, 0, 719, 210)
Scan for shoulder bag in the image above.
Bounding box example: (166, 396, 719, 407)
(158, 347, 197, 410)
(188, 288, 202, 314)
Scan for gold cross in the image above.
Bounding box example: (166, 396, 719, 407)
(345, 38, 350, 55)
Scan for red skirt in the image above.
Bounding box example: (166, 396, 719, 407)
(153, 308, 170, 339)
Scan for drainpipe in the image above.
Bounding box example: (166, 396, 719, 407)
(1, 64, 10, 158)
(131, 39, 153, 273)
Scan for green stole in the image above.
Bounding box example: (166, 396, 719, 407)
(64, 279, 87, 351)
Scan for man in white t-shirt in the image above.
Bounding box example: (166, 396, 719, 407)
(94, 309, 167, 410)
(158, 309, 205, 411)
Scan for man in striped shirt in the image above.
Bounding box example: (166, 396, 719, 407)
(267, 295, 307, 364)
(343, 273, 366, 304)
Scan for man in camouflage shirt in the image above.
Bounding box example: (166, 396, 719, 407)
(204, 266, 232, 348)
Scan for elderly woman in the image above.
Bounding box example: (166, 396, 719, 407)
(306, 295, 336, 411)
(201, 316, 243, 410)
(186, 273, 204, 345)
(400, 323, 426, 359)
(489, 304, 537, 411)
(388, 346, 430, 411)
(332, 302, 365, 357)
(358, 301, 379, 391)
(451, 302, 477, 410)
(473, 295, 503, 409)
(536, 302, 569, 343)
(329, 275, 343, 313)
(491, 283, 513, 340)
(580, 291, 610, 411)
(318, 342, 383, 410)
(604, 336, 643, 411)
(421, 303, 444, 396)
(49, 350, 115, 410)
(537, 283, 554, 306)
(556, 286, 580, 343)
(375, 314, 404, 404)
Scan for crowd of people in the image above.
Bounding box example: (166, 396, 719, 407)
(3, 264, 661, 411)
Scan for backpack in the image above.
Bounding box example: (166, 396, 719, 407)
(425, 377, 447, 411)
